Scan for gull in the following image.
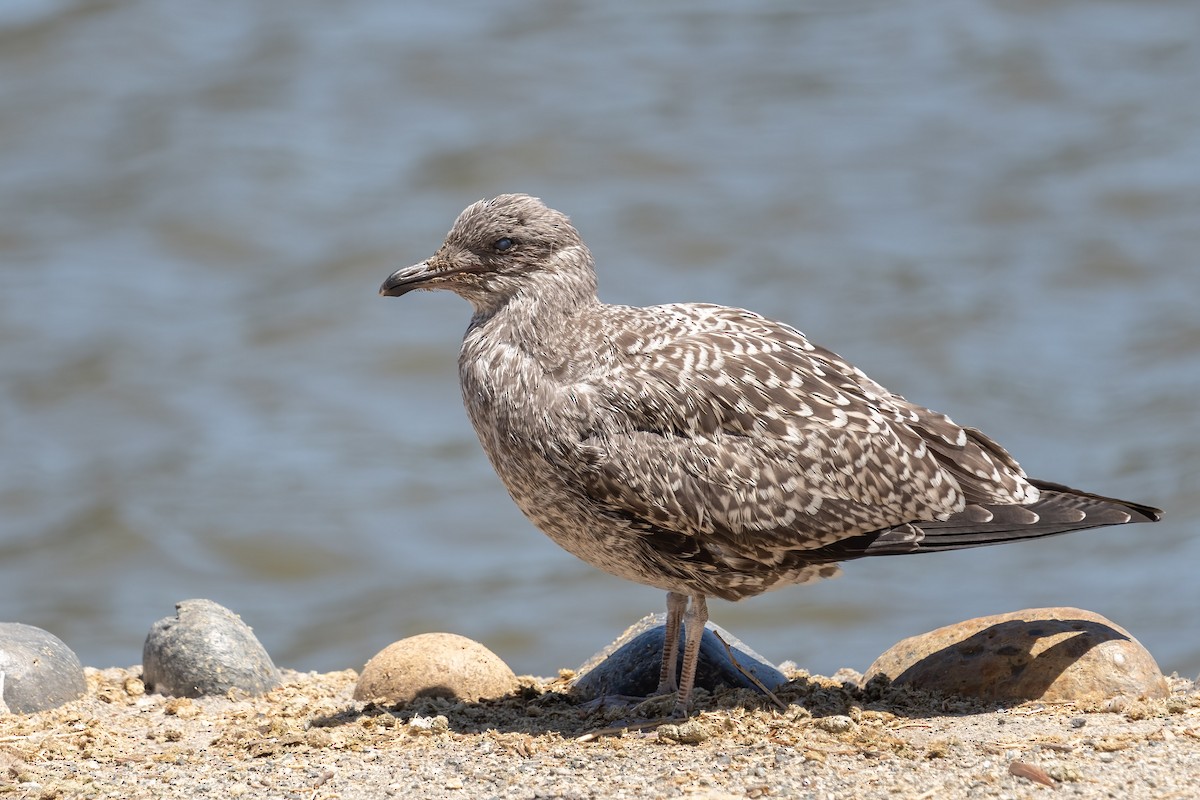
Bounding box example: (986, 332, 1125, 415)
(380, 193, 1162, 718)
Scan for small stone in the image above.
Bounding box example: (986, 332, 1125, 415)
(0, 623, 86, 714)
(164, 697, 199, 718)
(570, 613, 785, 701)
(657, 718, 711, 744)
(1008, 760, 1056, 788)
(1102, 695, 1129, 713)
(306, 728, 334, 749)
(406, 714, 450, 736)
(813, 714, 857, 734)
(354, 633, 517, 704)
(864, 607, 1168, 704)
(142, 599, 280, 698)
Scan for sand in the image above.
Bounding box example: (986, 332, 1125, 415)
(1, 666, 1197, 799)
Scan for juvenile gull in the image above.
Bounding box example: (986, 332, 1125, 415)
(380, 194, 1162, 718)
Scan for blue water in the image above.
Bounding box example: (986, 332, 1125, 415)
(1, 0, 1197, 681)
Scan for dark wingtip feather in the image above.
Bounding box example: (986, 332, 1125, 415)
(1028, 479, 1163, 523)
(907, 480, 1162, 551)
(817, 479, 1161, 561)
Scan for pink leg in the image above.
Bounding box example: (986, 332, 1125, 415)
(656, 591, 688, 694)
(671, 595, 708, 718)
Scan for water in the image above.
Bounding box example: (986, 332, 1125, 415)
(2, 0, 1197, 682)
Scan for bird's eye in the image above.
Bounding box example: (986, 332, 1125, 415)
(493, 237, 514, 252)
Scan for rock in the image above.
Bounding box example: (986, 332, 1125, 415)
(570, 613, 786, 701)
(354, 633, 518, 704)
(657, 718, 711, 744)
(813, 714, 857, 734)
(865, 607, 1168, 704)
(0, 623, 86, 714)
(143, 599, 280, 698)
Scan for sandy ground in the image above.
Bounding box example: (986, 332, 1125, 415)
(1, 666, 1197, 799)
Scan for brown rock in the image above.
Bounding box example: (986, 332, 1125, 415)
(865, 607, 1168, 704)
(353, 633, 518, 704)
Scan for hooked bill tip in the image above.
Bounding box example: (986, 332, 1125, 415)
(379, 262, 430, 297)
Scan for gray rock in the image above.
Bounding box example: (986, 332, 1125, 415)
(0, 623, 86, 714)
(143, 599, 280, 697)
(571, 613, 785, 701)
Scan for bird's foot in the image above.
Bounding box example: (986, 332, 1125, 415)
(653, 680, 692, 720)
(573, 693, 689, 741)
(575, 691, 683, 723)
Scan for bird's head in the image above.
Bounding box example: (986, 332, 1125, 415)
(380, 194, 594, 313)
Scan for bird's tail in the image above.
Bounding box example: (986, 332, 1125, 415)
(892, 479, 1161, 552)
(1030, 479, 1161, 523)
(827, 480, 1161, 559)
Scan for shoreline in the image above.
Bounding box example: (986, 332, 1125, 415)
(1, 666, 1196, 799)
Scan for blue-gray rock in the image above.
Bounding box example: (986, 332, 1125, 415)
(142, 599, 280, 698)
(571, 613, 785, 702)
(0, 623, 87, 714)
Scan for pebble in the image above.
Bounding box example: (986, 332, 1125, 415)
(813, 714, 857, 734)
(570, 613, 786, 701)
(406, 715, 450, 736)
(353, 633, 518, 704)
(864, 607, 1168, 703)
(657, 719, 711, 744)
(0, 623, 86, 714)
(142, 599, 280, 698)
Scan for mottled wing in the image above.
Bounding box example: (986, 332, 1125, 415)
(572, 304, 1035, 558)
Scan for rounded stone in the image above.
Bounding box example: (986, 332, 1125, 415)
(353, 633, 518, 704)
(143, 599, 280, 698)
(570, 612, 786, 701)
(0, 623, 86, 714)
(864, 607, 1168, 704)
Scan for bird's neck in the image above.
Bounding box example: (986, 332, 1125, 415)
(467, 266, 600, 358)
